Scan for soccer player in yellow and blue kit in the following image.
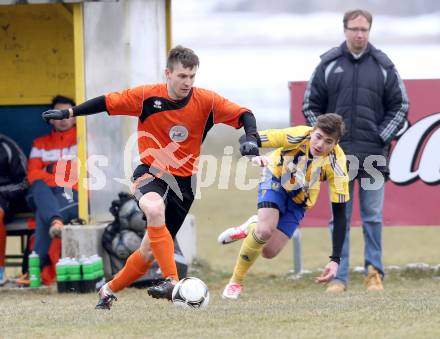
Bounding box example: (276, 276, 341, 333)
(219, 113, 350, 299)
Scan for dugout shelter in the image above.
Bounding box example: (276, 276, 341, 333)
(0, 0, 172, 223)
(0, 0, 198, 272)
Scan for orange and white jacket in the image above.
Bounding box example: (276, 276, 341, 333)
(27, 127, 78, 190)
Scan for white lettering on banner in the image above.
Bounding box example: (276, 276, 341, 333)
(345, 155, 360, 181)
(235, 156, 259, 191)
(195, 155, 217, 199)
(87, 155, 108, 190)
(390, 112, 440, 184)
(362, 155, 385, 190)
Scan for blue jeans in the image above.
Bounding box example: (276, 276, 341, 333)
(329, 175, 385, 285)
(28, 181, 78, 267)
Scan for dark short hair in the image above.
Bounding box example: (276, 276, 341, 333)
(314, 113, 345, 141)
(343, 9, 373, 29)
(166, 45, 199, 71)
(51, 95, 75, 108)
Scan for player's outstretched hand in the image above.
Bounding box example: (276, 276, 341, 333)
(315, 261, 339, 284)
(239, 135, 259, 157)
(251, 155, 271, 167)
(42, 109, 70, 123)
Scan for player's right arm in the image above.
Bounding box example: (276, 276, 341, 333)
(42, 86, 146, 122)
(251, 155, 272, 167)
(258, 126, 311, 149)
(207, 90, 259, 157)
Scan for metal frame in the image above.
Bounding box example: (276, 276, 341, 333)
(73, 3, 89, 222)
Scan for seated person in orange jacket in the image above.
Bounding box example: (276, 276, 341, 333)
(0, 134, 28, 285)
(27, 95, 78, 278)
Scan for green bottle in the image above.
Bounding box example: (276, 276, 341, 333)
(29, 251, 41, 288)
(90, 254, 105, 291)
(81, 259, 95, 293)
(56, 258, 69, 293)
(97, 256, 104, 279)
(68, 259, 81, 293)
(82, 258, 94, 275)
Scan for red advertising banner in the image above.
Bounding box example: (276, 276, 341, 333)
(289, 79, 440, 226)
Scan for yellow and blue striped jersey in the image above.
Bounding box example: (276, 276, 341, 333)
(259, 125, 349, 209)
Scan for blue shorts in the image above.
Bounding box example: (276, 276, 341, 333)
(257, 172, 305, 238)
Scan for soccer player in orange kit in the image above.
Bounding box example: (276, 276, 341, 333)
(42, 45, 260, 309)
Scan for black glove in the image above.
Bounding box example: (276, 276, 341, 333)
(239, 134, 259, 156)
(42, 109, 70, 123)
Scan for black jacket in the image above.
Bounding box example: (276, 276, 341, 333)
(302, 42, 409, 174)
(0, 134, 28, 213)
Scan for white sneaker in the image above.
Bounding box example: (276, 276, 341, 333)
(0, 267, 7, 286)
(217, 215, 258, 244)
(95, 283, 117, 310)
(222, 282, 243, 300)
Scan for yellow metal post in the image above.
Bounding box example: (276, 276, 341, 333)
(165, 0, 172, 52)
(73, 3, 89, 222)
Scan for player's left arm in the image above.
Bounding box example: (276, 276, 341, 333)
(329, 202, 347, 265)
(378, 67, 409, 144)
(315, 202, 347, 284)
(316, 147, 349, 283)
(210, 92, 259, 156)
(238, 112, 260, 156)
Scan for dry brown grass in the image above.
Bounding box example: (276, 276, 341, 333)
(3, 144, 440, 338)
(1, 270, 440, 339)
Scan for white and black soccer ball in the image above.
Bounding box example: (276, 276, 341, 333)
(111, 230, 142, 259)
(118, 199, 146, 232)
(172, 277, 210, 309)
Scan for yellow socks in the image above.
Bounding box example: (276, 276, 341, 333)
(230, 229, 266, 284)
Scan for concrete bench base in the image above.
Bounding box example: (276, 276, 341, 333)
(62, 224, 107, 259)
(62, 214, 197, 272)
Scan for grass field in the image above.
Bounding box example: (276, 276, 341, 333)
(1, 268, 440, 338)
(3, 144, 440, 338)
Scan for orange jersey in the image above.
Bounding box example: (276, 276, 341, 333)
(105, 84, 250, 176)
(28, 127, 78, 189)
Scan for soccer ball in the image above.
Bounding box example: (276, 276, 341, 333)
(118, 199, 146, 233)
(172, 277, 210, 309)
(111, 230, 142, 259)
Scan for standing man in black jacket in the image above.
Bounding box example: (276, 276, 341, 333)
(302, 9, 409, 292)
